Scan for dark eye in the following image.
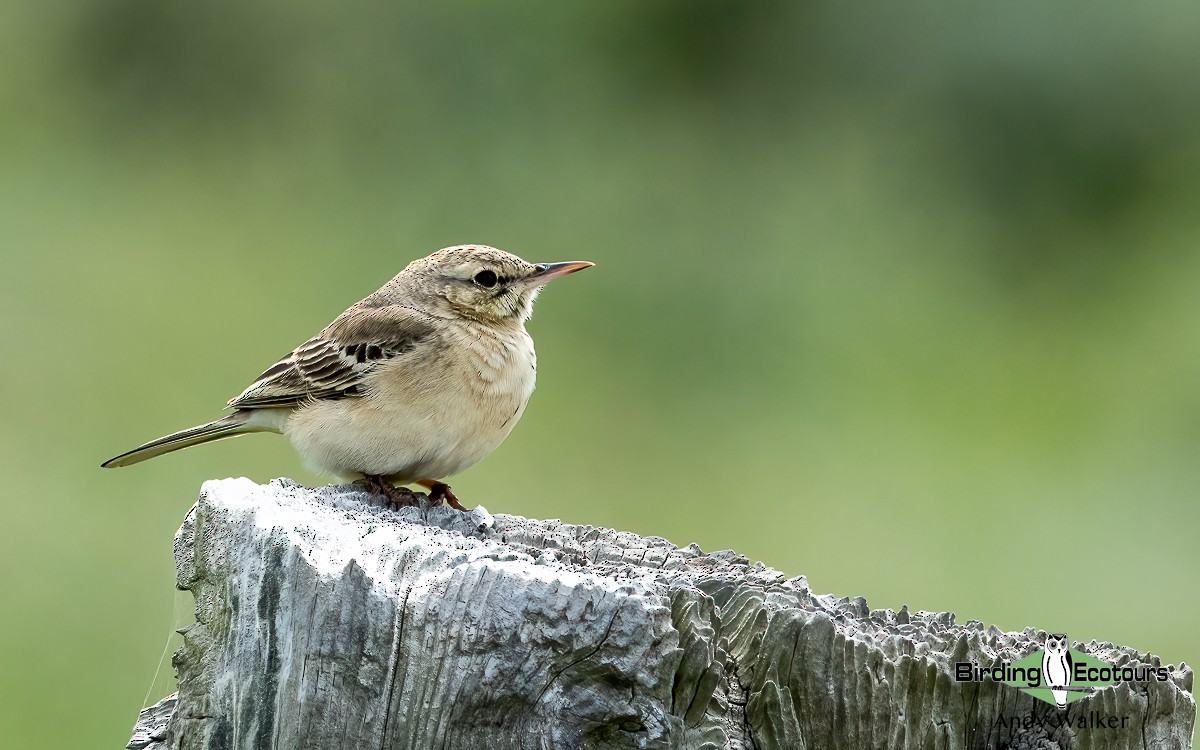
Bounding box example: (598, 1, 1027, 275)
(473, 270, 498, 288)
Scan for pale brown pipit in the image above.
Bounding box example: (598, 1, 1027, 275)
(102, 245, 594, 509)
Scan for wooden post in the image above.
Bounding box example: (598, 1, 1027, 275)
(128, 478, 1195, 749)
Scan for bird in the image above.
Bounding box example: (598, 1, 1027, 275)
(102, 244, 594, 510)
(1041, 633, 1073, 709)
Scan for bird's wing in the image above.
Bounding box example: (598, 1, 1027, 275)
(228, 305, 438, 410)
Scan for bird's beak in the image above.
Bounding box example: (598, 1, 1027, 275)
(523, 260, 595, 287)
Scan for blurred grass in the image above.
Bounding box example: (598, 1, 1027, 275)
(2, 1, 1200, 745)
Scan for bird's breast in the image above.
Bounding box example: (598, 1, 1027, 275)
(374, 324, 536, 437)
(462, 326, 537, 395)
(285, 323, 537, 481)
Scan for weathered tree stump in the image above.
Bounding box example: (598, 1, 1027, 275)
(128, 478, 1194, 749)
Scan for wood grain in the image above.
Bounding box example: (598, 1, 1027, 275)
(128, 478, 1195, 749)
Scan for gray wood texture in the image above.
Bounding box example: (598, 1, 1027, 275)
(129, 478, 1194, 749)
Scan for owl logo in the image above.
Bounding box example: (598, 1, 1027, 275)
(1041, 633, 1072, 708)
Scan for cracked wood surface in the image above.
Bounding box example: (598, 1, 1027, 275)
(129, 478, 1194, 749)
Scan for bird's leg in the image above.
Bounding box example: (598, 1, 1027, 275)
(356, 474, 421, 510)
(417, 479, 468, 511)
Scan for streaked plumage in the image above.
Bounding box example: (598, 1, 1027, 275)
(102, 245, 593, 507)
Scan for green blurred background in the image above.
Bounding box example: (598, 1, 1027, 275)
(2, 1, 1199, 745)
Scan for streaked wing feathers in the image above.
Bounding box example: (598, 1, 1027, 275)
(228, 305, 436, 410)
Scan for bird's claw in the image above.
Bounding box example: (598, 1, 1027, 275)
(426, 482, 468, 512)
(356, 476, 421, 510)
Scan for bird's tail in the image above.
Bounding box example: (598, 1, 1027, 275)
(101, 413, 264, 468)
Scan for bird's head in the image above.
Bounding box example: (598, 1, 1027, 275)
(398, 245, 593, 324)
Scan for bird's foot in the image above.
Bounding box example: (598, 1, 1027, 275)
(356, 475, 422, 510)
(418, 479, 468, 511)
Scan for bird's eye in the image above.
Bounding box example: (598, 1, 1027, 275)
(474, 270, 498, 288)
